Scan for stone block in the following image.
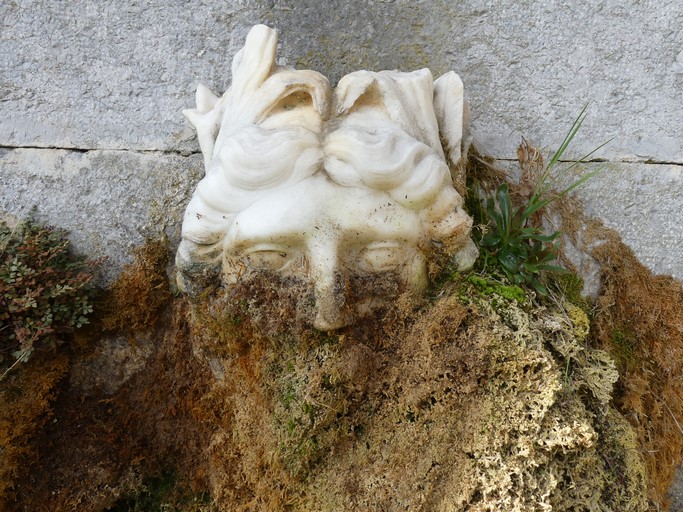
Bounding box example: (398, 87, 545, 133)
(500, 160, 683, 284)
(0, 147, 203, 283)
(1, 1, 681, 163)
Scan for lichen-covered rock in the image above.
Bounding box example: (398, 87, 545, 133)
(189, 278, 648, 511)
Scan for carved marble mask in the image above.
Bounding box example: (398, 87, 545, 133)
(177, 24, 477, 330)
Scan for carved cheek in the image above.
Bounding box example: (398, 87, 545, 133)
(401, 250, 428, 293)
(222, 253, 248, 285)
(351, 241, 427, 293)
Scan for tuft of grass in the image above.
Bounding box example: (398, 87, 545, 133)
(479, 181, 567, 295)
(476, 106, 608, 296)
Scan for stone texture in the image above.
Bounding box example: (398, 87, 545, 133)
(0, 0, 682, 504)
(70, 334, 153, 396)
(564, 162, 683, 282)
(670, 465, 683, 511)
(0, 147, 203, 283)
(1, 2, 681, 285)
(501, 160, 683, 284)
(2, 0, 682, 162)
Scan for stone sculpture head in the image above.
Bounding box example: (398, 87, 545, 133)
(177, 24, 477, 330)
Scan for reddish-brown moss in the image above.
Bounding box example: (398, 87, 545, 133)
(591, 235, 683, 508)
(100, 238, 172, 334)
(0, 219, 97, 508)
(5, 155, 677, 511)
(6, 238, 213, 511)
(0, 353, 69, 508)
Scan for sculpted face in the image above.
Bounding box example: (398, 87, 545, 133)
(223, 175, 426, 330)
(176, 24, 477, 330)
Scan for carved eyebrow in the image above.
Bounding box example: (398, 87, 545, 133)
(363, 240, 403, 248)
(226, 222, 307, 252)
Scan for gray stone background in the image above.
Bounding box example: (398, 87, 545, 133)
(1, 0, 683, 499)
(1, 0, 682, 506)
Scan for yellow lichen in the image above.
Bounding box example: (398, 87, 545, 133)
(566, 302, 590, 341)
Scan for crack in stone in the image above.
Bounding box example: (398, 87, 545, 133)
(493, 156, 683, 167)
(0, 145, 681, 166)
(0, 144, 202, 158)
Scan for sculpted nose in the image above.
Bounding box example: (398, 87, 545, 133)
(313, 270, 348, 331)
(308, 237, 349, 331)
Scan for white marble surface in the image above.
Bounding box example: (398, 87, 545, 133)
(177, 25, 476, 329)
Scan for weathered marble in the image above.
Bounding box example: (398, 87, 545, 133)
(177, 25, 476, 330)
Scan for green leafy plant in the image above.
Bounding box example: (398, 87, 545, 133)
(0, 218, 98, 378)
(479, 106, 609, 296)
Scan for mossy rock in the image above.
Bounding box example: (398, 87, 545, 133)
(188, 281, 649, 511)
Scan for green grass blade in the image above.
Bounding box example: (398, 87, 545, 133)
(554, 168, 600, 200)
(497, 184, 512, 237)
(560, 137, 613, 172)
(521, 195, 554, 219)
(546, 103, 589, 172)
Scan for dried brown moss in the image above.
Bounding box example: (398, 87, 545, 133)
(557, 196, 683, 510)
(593, 237, 683, 508)
(6, 239, 214, 512)
(11, 301, 215, 512)
(0, 219, 98, 509)
(6, 187, 676, 511)
(0, 353, 69, 509)
(185, 273, 648, 511)
(100, 238, 172, 334)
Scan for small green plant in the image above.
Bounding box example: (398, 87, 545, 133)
(466, 275, 526, 304)
(479, 106, 609, 296)
(0, 218, 97, 377)
(480, 182, 566, 295)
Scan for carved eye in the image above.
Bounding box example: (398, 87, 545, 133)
(357, 242, 404, 272)
(244, 250, 289, 271)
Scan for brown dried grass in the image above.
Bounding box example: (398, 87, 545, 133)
(8, 240, 214, 511)
(0, 352, 69, 509)
(558, 196, 683, 510)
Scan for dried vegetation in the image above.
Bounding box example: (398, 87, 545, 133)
(2, 147, 682, 511)
(0, 220, 97, 509)
(99, 239, 173, 335)
(181, 270, 649, 511)
(557, 198, 683, 509)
